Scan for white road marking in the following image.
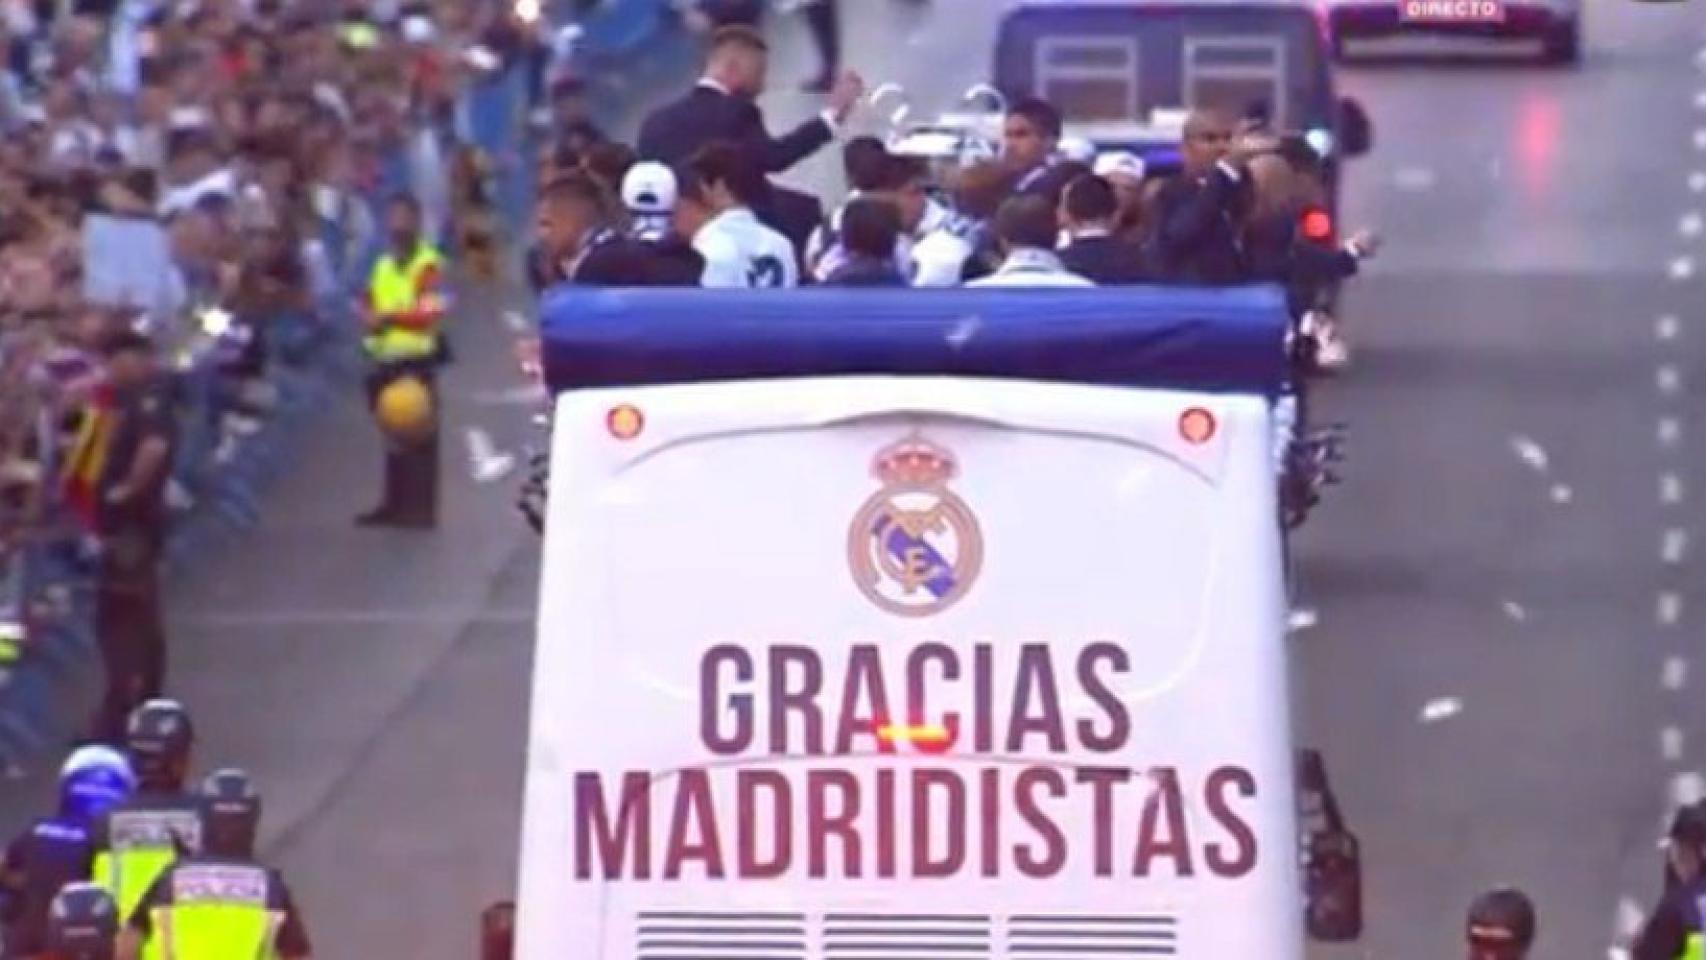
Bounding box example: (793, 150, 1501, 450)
(1660, 417, 1683, 448)
(1695, 128, 1706, 150)
(1665, 657, 1690, 691)
(1393, 166, 1436, 191)
(1697, 90, 1706, 109)
(1550, 483, 1573, 504)
(1664, 529, 1689, 564)
(1670, 256, 1697, 280)
(1658, 314, 1681, 341)
(1660, 592, 1683, 626)
(1287, 608, 1319, 632)
(1694, 172, 1706, 193)
(465, 428, 518, 484)
(1665, 727, 1686, 761)
(1419, 697, 1462, 723)
(469, 384, 548, 407)
(1663, 473, 1685, 504)
(1684, 213, 1705, 237)
(1502, 600, 1528, 622)
(1660, 365, 1684, 395)
(178, 608, 535, 628)
(1672, 771, 1706, 807)
(1510, 434, 1550, 472)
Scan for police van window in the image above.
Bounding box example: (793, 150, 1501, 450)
(1183, 36, 1288, 129)
(1034, 35, 1140, 122)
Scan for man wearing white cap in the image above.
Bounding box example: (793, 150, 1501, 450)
(1093, 150, 1148, 241)
(621, 161, 704, 286)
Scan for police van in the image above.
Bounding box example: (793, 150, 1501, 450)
(486, 286, 1363, 959)
(993, 0, 1372, 204)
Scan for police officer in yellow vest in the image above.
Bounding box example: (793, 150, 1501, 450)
(1634, 802, 1706, 959)
(358, 192, 448, 530)
(117, 769, 312, 960)
(90, 700, 202, 935)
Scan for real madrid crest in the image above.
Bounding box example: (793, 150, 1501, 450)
(848, 433, 983, 617)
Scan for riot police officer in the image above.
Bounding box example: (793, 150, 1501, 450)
(1466, 886, 1536, 959)
(118, 770, 312, 960)
(1, 747, 134, 957)
(90, 700, 203, 931)
(42, 883, 119, 960)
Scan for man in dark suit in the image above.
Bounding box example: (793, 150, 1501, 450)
(689, 0, 843, 92)
(1144, 107, 1253, 285)
(1001, 96, 1087, 207)
(636, 25, 861, 175)
(1058, 174, 1147, 285)
(637, 24, 847, 271)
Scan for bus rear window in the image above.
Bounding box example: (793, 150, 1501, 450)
(1036, 35, 1141, 122)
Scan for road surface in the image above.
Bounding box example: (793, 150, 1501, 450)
(5, 1, 1704, 957)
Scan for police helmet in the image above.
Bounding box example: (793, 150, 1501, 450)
(198, 768, 262, 850)
(46, 882, 118, 957)
(125, 699, 194, 778)
(58, 745, 136, 821)
(1466, 886, 1536, 954)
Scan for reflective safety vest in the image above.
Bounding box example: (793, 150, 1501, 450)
(90, 800, 203, 928)
(138, 859, 284, 960)
(1679, 888, 1706, 959)
(365, 242, 445, 362)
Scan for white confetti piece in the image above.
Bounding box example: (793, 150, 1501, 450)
(1287, 608, 1319, 632)
(1419, 697, 1462, 723)
(1684, 213, 1704, 237)
(1502, 600, 1528, 622)
(1658, 315, 1681, 341)
(1550, 484, 1573, 504)
(1509, 434, 1549, 473)
(465, 428, 518, 485)
(1693, 172, 1706, 193)
(1671, 257, 1697, 280)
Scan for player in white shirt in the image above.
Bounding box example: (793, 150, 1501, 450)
(675, 142, 799, 288)
(966, 195, 1096, 289)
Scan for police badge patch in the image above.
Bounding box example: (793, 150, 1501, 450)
(848, 434, 983, 617)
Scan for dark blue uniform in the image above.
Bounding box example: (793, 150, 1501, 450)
(1, 817, 96, 957)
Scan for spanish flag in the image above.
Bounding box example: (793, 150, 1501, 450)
(61, 384, 115, 533)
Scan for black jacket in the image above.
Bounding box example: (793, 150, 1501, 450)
(1060, 233, 1148, 285)
(824, 256, 908, 287)
(696, 0, 764, 25)
(754, 185, 823, 275)
(1632, 877, 1706, 960)
(636, 83, 832, 175)
(1242, 215, 1358, 315)
(1145, 165, 1251, 285)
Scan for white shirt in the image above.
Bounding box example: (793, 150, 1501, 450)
(966, 248, 1097, 288)
(694, 208, 799, 289)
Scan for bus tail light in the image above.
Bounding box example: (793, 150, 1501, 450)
(607, 404, 644, 440)
(1180, 407, 1217, 445)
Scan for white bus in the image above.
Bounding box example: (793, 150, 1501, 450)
(487, 285, 1361, 959)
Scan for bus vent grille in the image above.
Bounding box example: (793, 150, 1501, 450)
(1005, 913, 1180, 957)
(823, 912, 991, 959)
(634, 910, 808, 960)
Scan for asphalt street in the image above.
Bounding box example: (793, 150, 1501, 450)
(5, 0, 1705, 957)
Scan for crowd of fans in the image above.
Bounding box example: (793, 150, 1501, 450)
(0, 0, 561, 762)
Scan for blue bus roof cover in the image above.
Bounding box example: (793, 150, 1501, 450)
(539, 285, 1289, 396)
